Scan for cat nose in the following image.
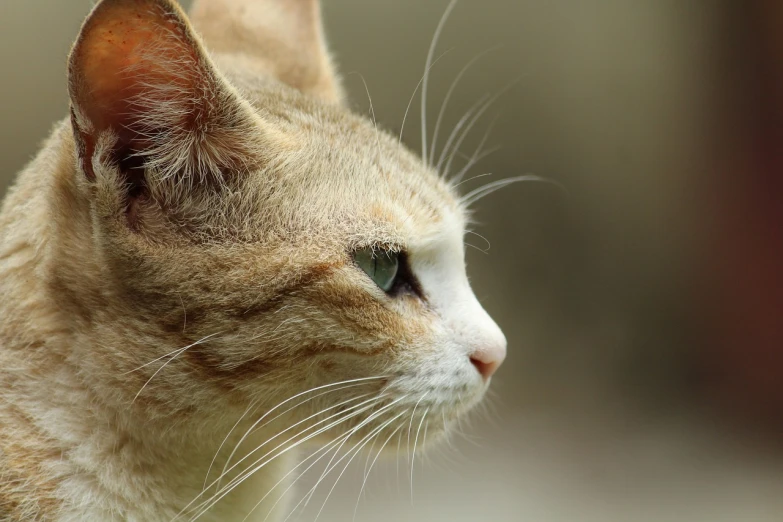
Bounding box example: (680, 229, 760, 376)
(469, 341, 506, 381)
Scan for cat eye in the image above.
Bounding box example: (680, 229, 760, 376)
(353, 248, 400, 293)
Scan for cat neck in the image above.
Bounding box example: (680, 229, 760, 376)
(0, 123, 297, 522)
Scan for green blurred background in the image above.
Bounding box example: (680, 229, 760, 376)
(1, 1, 781, 521)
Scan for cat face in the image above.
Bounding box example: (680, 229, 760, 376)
(63, 0, 505, 445)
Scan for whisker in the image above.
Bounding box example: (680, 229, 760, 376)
(353, 423, 404, 522)
(482, 391, 503, 431)
(441, 80, 520, 177)
(410, 407, 430, 504)
(466, 230, 492, 252)
(176, 385, 386, 521)
(213, 394, 382, 497)
(290, 399, 409, 518)
(245, 381, 375, 439)
(450, 116, 501, 184)
(243, 430, 357, 522)
(407, 394, 428, 471)
(132, 332, 222, 404)
(451, 171, 493, 190)
(122, 347, 184, 375)
(350, 72, 383, 166)
(203, 399, 260, 489)
(461, 174, 563, 207)
(435, 93, 491, 174)
(301, 394, 409, 509)
(421, 0, 459, 166)
(123, 332, 222, 375)
(313, 411, 409, 522)
(362, 425, 380, 490)
(464, 242, 489, 255)
(178, 294, 187, 333)
(422, 419, 430, 470)
(399, 51, 451, 145)
(359, 427, 384, 506)
(429, 45, 502, 165)
(216, 376, 386, 490)
(396, 427, 404, 495)
(182, 397, 386, 522)
(216, 386, 371, 491)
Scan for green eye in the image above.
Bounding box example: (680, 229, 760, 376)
(353, 247, 400, 293)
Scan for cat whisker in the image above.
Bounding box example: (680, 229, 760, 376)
(352, 426, 384, 518)
(178, 294, 187, 333)
(439, 412, 464, 465)
(176, 380, 386, 521)
(481, 388, 503, 430)
(421, 0, 459, 166)
(217, 376, 387, 489)
(441, 80, 520, 177)
(450, 116, 501, 184)
(353, 423, 404, 522)
(453, 425, 484, 448)
(430, 45, 503, 165)
(203, 399, 260, 490)
(209, 383, 370, 491)
(350, 72, 383, 166)
(183, 396, 387, 522)
(461, 174, 563, 207)
(131, 332, 223, 404)
(422, 419, 430, 460)
(301, 394, 409, 509)
(427, 423, 465, 476)
(243, 429, 357, 522)
(464, 242, 489, 255)
(122, 331, 222, 375)
(313, 410, 410, 522)
(410, 407, 430, 504)
(245, 382, 371, 440)
(362, 419, 381, 486)
(406, 393, 428, 470)
(286, 401, 409, 519)
(285, 436, 352, 519)
(396, 425, 404, 495)
(435, 93, 491, 173)
(399, 50, 452, 146)
(466, 230, 492, 252)
(453, 145, 502, 182)
(452, 172, 493, 190)
(213, 393, 383, 497)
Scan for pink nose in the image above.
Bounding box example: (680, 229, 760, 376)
(470, 343, 507, 381)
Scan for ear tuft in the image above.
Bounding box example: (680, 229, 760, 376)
(68, 0, 260, 183)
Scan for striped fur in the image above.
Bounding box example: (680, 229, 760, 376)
(0, 1, 506, 520)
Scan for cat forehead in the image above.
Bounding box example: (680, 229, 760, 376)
(234, 89, 464, 242)
(242, 152, 464, 247)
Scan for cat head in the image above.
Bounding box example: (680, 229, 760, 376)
(61, 0, 506, 444)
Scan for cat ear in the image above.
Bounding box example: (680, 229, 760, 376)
(189, 0, 344, 104)
(68, 0, 262, 182)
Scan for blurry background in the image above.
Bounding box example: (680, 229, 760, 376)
(2, 1, 782, 520)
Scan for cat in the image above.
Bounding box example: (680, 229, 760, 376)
(0, 0, 506, 520)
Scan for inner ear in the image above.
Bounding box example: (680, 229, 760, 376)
(117, 150, 149, 227)
(68, 0, 262, 186)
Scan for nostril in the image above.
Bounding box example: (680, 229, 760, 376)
(469, 341, 506, 381)
(470, 356, 499, 381)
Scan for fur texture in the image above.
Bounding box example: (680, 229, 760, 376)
(0, 1, 506, 520)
